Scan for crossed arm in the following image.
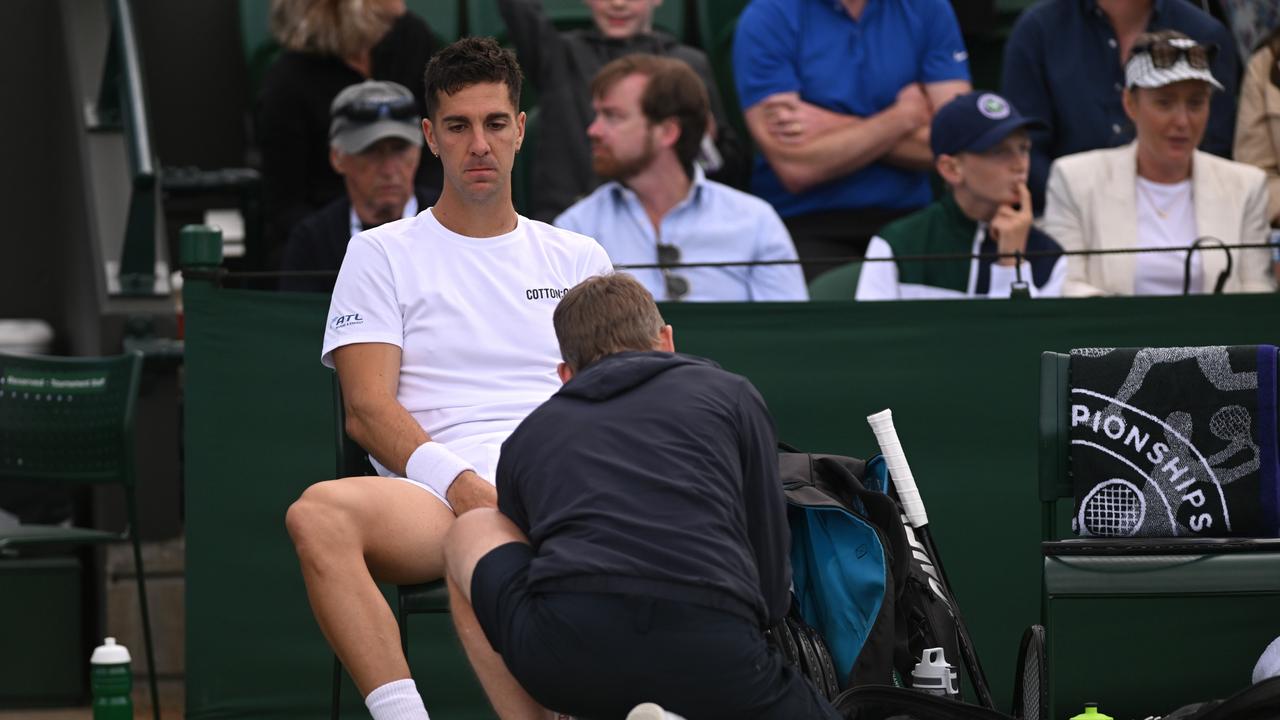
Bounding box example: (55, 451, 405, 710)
(744, 80, 970, 195)
(333, 342, 496, 513)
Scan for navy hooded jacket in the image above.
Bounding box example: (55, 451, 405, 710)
(496, 351, 791, 628)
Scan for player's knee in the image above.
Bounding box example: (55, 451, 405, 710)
(443, 509, 503, 576)
(443, 508, 486, 560)
(285, 481, 357, 551)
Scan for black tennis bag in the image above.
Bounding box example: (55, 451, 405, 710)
(774, 448, 989, 706)
(833, 686, 1015, 720)
(1149, 676, 1280, 720)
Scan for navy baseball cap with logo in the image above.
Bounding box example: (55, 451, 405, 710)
(930, 91, 1046, 157)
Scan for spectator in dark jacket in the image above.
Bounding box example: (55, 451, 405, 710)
(498, 0, 747, 221)
(1000, 0, 1239, 213)
(280, 80, 439, 294)
(256, 0, 443, 270)
(442, 273, 839, 720)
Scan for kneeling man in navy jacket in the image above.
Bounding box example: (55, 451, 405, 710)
(442, 272, 839, 720)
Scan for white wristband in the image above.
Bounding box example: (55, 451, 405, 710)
(404, 442, 474, 497)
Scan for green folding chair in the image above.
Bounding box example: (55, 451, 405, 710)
(328, 375, 450, 719)
(1038, 351, 1280, 719)
(0, 351, 159, 720)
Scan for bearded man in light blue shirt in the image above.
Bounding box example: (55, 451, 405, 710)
(555, 54, 808, 302)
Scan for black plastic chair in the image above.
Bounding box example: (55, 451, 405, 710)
(328, 375, 450, 719)
(0, 351, 160, 719)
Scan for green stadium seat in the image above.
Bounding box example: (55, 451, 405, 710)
(238, 0, 280, 102)
(513, 105, 540, 217)
(806, 261, 862, 300)
(695, 0, 751, 144)
(406, 0, 460, 41)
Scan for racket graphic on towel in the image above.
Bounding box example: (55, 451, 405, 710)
(1078, 479, 1146, 536)
(868, 408, 995, 708)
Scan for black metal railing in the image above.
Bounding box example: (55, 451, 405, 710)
(183, 241, 1280, 298)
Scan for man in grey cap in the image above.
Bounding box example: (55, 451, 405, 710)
(281, 80, 440, 293)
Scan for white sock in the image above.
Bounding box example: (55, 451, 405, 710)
(365, 678, 430, 720)
(1254, 635, 1280, 684)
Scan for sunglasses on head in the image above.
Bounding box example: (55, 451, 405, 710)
(657, 243, 690, 301)
(335, 97, 419, 123)
(1131, 39, 1216, 71)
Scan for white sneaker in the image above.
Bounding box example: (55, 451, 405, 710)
(626, 702, 688, 720)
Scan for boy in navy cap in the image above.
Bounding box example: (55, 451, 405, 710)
(856, 92, 1066, 300)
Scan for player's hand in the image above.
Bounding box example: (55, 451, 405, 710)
(989, 182, 1033, 266)
(446, 470, 497, 515)
(892, 83, 931, 131)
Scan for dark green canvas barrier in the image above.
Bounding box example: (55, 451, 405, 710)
(183, 276, 1280, 718)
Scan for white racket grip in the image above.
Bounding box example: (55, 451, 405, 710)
(867, 409, 929, 528)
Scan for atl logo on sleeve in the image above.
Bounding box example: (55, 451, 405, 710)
(331, 313, 364, 329)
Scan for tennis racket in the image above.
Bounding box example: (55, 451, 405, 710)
(867, 408, 995, 708)
(1011, 624, 1048, 720)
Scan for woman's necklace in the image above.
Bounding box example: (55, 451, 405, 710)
(1136, 178, 1187, 220)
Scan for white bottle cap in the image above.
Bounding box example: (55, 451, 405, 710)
(91, 637, 131, 665)
(910, 647, 958, 696)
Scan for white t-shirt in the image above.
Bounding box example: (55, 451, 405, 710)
(321, 208, 613, 483)
(1134, 177, 1199, 296)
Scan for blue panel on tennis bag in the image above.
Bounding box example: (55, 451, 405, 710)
(779, 452, 908, 689)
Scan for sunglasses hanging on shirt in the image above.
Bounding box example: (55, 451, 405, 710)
(657, 243, 690, 301)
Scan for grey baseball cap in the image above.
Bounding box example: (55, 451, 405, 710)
(328, 80, 423, 155)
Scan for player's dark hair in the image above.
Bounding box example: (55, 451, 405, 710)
(554, 273, 666, 372)
(423, 36, 522, 120)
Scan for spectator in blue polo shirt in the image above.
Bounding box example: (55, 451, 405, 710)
(733, 0, 972, 280)
(1001, 0, 1239, 214)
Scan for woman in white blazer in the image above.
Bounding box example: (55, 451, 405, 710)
(1043, 31, 1277, 297)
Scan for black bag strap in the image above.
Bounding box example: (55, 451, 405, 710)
(834, 685, 1017, 720)
(1189, 676, 1280, 720)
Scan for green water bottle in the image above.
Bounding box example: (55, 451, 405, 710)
(1069, 702, 1113, 720)
(90, 637, 133, 720)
